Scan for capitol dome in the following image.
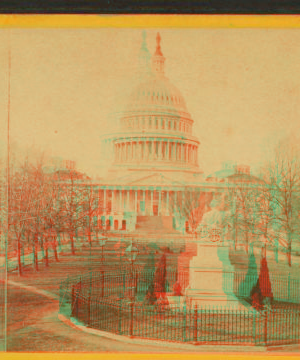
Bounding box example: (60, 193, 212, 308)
(104, 32, 201, 176)
(125, 74, 190, 117)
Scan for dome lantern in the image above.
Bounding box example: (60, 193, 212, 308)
(152, 32, 165, 76)
(138, 30, 151, 77)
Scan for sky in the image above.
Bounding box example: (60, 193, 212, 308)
(0, 28, 299, 177)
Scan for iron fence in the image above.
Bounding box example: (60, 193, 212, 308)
(70, 294, 300, 346)
(59, 269, 300, 346)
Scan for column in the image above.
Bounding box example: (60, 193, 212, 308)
(119, 189, 123, 211)
(166, 140, 169, 160)
(128, 141, 132, 161)
(111, 189, 115, 213)
(135, 189, 138, 213)
(159, 140, 162, 160)
(158, 190, 162, 215)
(124, 143, 127, 161)
(143, 190, 146, 215)
(172, 142, 176, 161)
(139, 141, 142, 160)
(195, 146, 198, 165)
(181, 143, 184, 162)
(117, 144, 120, 162)
(127, 190, 130, 211)
(136, 142, 139, 160)
(193, 146, 196, 164)
(150, 190, 154, 216)
(179, 143, 182, 162)
(166, 190, 170, 216)
(103, 188, 107, 213)
(174, 190, 177, 207)
(145, 140, 149, 160)
(149, 140, 153, 160)
(185, 144, 188, 163)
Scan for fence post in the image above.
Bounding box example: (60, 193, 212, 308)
(123, 273, 126, 298)
(252, 310, 256, 345)
(264, 308, 268, 346)
(194, 304, 198, 342)
(118, 298, 122, 335)
(88, 294, 91, 326)
(183, 303, 186, 342)
(59, 282, 62, 311)
(288, 272, 291, 301)
(130, 301, 134, 337)
(76, 286, 79, 319)
(135, 271, 138, 298)
(101, 270, 104, 298)
(71, 285, 75, 317)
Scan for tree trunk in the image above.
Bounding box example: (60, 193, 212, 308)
(245, 232, 249, 254)
(53, 244, 59, 262)
(287, 232, 292, 267)
(40, 238, 45, 259)
(17, 237, 22, 276)
(287, 244, 292, 267)
(34, 239, 39, 271)
(22, 246, 25, 266)
(235, 220, 237, 251)
(89, 231, 92, 257)
(32, 245, 35, 270)
(45, 246, 49, 267)
(70, 234, 75, 255)
(57, 233, 62, 252)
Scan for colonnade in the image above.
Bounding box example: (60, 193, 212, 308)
(100, 187, 194, 217)
(114, 139, 198, 165)
(121, 115, 192, 135)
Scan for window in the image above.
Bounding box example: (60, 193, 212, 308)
(122, 220, 126, 230)
(114, 219, 118, 230)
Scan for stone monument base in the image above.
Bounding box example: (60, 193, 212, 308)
(184, 243, 250, 311)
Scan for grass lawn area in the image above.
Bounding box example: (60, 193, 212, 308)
(8, 252, 113, 296)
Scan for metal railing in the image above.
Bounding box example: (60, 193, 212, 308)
(59, 269, 300, 346)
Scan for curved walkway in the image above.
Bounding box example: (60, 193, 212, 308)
(5, 279, 300, 353)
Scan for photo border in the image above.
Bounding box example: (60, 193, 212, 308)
(1, 13, 300, 360)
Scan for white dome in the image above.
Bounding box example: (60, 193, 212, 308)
(126, 73, 189, 116)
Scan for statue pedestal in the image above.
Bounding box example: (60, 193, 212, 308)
(185, 243, 249, 310)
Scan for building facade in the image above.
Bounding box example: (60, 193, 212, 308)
(96, 33, 256, 237)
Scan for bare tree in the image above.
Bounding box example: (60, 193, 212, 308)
(78, 183, 100, 256)
(261, 141, 300, 266)
(168, 188, 213, 234)
(9, 156, 58, 273)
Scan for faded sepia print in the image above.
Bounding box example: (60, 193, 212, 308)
(0, 26, 300, 353)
